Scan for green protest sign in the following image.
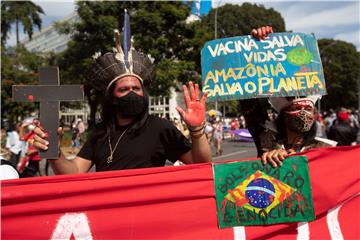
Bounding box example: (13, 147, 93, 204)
(213, 156, 315, 228)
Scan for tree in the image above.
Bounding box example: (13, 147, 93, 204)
(318, 39, 360, 110)
(1, 1, 44, 46)
(1, 46, 45, 121)
(201, 3, 285, 39)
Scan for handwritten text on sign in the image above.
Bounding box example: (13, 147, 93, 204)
(201, 33, 326, 102)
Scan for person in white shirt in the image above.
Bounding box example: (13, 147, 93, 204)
(5, 123, 22, 167)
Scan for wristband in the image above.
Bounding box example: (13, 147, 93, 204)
(190, 130, 204, 139)
(188, 122, 205, 133)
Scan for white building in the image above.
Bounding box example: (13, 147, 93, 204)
(21, 12, 78, 54)
(149, 88, 182, 120)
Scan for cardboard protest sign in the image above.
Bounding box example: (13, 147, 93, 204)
(213, 156, 315, 228)
(201, 33, 326, 102)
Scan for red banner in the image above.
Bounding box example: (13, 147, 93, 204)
(2, 145, 359, 239)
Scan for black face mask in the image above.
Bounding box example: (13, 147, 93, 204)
(112, 91, 148, 118)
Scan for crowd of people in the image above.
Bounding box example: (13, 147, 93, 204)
(0, 117, 88, 178)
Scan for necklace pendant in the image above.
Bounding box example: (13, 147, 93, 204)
(107, 156, 113, 163)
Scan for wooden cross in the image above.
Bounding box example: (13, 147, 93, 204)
(12, 67, 84, 159)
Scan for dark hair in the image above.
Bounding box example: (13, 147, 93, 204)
(275, 111, 317, 147)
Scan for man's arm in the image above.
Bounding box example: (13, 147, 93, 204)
(179, 128, 211, 164)
(176, 81, 212, 164)
(49, 153, 92, 175)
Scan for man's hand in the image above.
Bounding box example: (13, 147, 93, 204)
(31, 120, 63, 151)
(251, 26, 273, 40)
(176, 81, 207, 127)
(261, 149, 288, 167)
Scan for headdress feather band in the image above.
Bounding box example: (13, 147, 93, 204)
(86, 10, 155, 93)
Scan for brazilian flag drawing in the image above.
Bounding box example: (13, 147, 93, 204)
(213, 156, 315, 228)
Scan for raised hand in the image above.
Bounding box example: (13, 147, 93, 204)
(176, 81, 207, 128)
(251, 25, 273, 40)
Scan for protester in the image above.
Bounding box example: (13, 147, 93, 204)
(212, 120, 223, 156)
(71, 124, 80, 154)
(348, 108, 359, 129)
(204, 121, 214, 142)
(31, 25, 211, 174)
(0, 124, 10, 161)
(230, 118, 239, 141)
(315, 111, 326, 138)
(76, 118, 86, 144)
(5, 122, 22, 167)
(242, 26, 336, 167)
(19, 126, 41, 177)
(328, 111, 358, 146)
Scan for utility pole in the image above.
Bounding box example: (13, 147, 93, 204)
(214, 0, 222, 111)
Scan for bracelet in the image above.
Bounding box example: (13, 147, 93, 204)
(188, 122, 205, 133)
(190, 130, 205, 139)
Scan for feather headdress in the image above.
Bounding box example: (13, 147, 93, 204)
(269, 95, 321, 112)
(87, 9, 155, 93)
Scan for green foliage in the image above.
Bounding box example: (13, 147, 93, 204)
(318, 39, 360, 109)
(1, 1, 44, 46)
(202, 3, 286, 39)
(1, 46, 45, 121)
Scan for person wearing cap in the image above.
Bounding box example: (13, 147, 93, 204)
(241, 26, 337, 167)
(328, 111, 358, 146)
(31, 23, 211, 174)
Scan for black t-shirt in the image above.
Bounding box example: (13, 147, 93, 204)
(78, 115, 191, 171)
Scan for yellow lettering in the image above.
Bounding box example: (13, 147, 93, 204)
(311, 75, 324, 89)
(202, 85, 214, 97)
(274, 62, 287, 76)
(287, 77, 299, 90)
(204, 71, 217, 85)
(235, 67, 246, 79)
(258, 77, 271, 94)
(277, 78, 288, 92)
(245, 64, 256, 77)
(244, 81, 256, 93)
(296, 76, 306, 90)
(213, 84, 222, 97)
(225, 83, 234, 94)
(256, 65, 269, 77)
(227, 68, 237, 81)
(233, 82, 244, 95)
(215, 69, 226, 82)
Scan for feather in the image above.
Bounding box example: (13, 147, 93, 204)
(114, 29, 124, 61)
(123, 9, 131, 72)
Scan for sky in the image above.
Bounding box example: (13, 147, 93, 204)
(7, 0, 360, 51)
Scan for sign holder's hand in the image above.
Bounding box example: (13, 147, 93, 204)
(261, 148, 288, 168)
(251, 26, 273, 40)
(176, 81, 207, 129)
(32, 120, 63, 156)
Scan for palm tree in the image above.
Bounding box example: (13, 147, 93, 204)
(1, 1, 44, 46)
